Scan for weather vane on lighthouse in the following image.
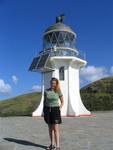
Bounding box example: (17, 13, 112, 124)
(29, 15, 91, 117)
(56, 14, 65, 23)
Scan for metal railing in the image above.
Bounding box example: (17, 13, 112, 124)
(50, 49, 86, 60)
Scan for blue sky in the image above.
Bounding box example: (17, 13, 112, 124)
(0, 0, 113, 100)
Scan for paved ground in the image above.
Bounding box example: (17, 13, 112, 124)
(0, 111, 113, 150)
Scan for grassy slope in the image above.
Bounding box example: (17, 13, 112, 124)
(80, 76, 113, 111)
(0, 76, 113, 116)
(0, 92, 41, 116)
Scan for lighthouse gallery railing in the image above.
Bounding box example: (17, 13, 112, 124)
(50, 49, 86, 60)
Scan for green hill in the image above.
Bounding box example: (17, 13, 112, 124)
(0, 92, 41, 117)
(0, 76, 113, 116)
(81, 76, 113, 111)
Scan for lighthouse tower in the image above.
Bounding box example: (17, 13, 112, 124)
(29, 15, 91, 117)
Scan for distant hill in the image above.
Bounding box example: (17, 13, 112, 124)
(81, 76, 113, 111)
(0, 76, 113, 116)
(0, 92, 41, 116)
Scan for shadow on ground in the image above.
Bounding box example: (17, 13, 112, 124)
(4, 138, 47, 149)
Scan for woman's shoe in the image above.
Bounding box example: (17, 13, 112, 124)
(46, 144, 56, 150)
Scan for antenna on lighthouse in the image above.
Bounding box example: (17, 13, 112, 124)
(56, 14, 65, 23)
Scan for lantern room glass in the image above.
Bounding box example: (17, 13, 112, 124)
(43, 31, 75, 50)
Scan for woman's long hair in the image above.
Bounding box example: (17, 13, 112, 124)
(50, 77, 61, 92)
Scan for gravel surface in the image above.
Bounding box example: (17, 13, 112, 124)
(0, 111, 113, 150)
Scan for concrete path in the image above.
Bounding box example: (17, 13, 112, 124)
(0, 111, 113, 150)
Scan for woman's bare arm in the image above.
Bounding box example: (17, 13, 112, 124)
(59, 95, 64, 109)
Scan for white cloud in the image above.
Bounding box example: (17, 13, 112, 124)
(0, 79, 12, 95)
(80, 79, 85, 84)
(110, 66, 113, 74)
(32, 85, 41, 92)
(80, 65, 109, 83)
(12, 75, 18, 84)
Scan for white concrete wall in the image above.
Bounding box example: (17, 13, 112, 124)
(68, 61, 91, 116)
(32, 56, 91, 117)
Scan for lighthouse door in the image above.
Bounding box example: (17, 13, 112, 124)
(59, 65, 69, 116)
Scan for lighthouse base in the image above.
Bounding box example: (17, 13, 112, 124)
(32, 56, 91, 117)
(32, 94, 91, 117)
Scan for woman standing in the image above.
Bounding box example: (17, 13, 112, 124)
(43, 77, 64, 150)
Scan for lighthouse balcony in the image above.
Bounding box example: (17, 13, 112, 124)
(29, 49, 86, 73)
(50, 49, 86, 60)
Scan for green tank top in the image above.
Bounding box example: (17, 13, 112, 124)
(44, 88, 63, 107)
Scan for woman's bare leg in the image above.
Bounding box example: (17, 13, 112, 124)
(53, 124, 60, 147)
(48, 124, 55, 146)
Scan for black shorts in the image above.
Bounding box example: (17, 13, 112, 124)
(43, 106, 62, 124)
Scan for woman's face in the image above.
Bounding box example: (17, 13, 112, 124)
(50, 80, 57, 89)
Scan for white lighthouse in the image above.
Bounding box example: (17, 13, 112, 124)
(29, 15, 91, 117)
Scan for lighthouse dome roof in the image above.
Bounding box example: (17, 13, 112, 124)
(44, 22, 76, 36)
